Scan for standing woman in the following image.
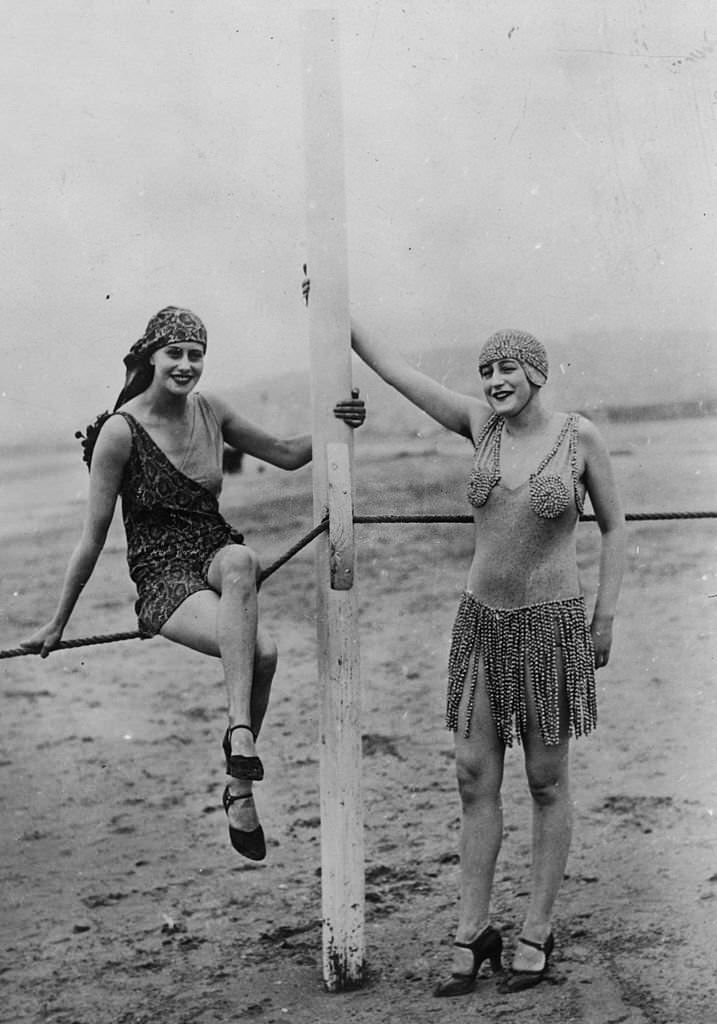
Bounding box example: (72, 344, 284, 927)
(350, 324, 625, 994)
(22, 306, 364, 862)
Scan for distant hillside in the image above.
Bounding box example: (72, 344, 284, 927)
(217, 329, 717, 442)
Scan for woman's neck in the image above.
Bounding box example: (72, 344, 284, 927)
(136, 388, 192, 422)
(502, 391, 551, 438)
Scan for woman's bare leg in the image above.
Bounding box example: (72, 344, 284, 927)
(159, 544, 277, 833)
(208, 545, 260, 754)
(449, 657, 506, 975)
(162, 545, 262, 755)
(514, 651, 572, 970)
(249, 628, 278, 740)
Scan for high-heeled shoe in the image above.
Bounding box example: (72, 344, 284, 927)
(502, 933, 554, 992)
(222, 724, 263, 781)
(433, 925, 503, 997)
(222, 786, 266, 861)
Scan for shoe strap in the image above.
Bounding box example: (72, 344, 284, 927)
(228, 723, 256, 740)
(223, 787, 253, 810)
(453, 925, 494, 950)
(518, 935, 550, 953)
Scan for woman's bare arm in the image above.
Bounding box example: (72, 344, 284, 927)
(209, 392, 365, 471)
(579, 416, 626, 668)
(21, 416, 130, 657)
(351, 322, 488, 440)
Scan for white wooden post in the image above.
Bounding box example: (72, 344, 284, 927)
(302, 9, 365, 991)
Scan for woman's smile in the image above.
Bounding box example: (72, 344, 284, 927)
(491, 387, 514, 402)
(151, 342, 205, 393)
(480, 358, 533, 415)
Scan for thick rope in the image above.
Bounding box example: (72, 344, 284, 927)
(1, 510, 714, 660)
(0, 631, 148, 659)
(355, 511, 717, 524)
(258, 519, 328, 579)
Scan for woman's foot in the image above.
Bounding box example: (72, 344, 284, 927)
(433, 925, 503, 997)
(511, 928, 552, 972)
(502, 931, 554, 992)
(223, 782, 266, 861)
(225, 781, 258, 827)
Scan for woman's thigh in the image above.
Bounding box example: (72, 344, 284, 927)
(160, 588, 274, 663)
(454, 654, 506, 795)
(160, 588, 222, 656)
(159, 542, 260, 655)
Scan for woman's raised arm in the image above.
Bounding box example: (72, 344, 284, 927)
(351, 322, 486, 440)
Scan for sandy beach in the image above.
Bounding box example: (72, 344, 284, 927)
(1, 412, 716, 1024)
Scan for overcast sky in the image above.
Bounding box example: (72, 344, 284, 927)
(1, 1, 716, 444)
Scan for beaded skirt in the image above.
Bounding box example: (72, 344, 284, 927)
(446, 591, 597, 747)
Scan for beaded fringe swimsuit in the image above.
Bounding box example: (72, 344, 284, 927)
(446, 412, 596, 747)
(116, 396, 243, 637)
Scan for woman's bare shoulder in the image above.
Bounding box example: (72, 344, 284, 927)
(574, 412, 606, 445)
(198, 391, 231, 422)
(572, 413, 613, 470)
(94, 411, 133, 457)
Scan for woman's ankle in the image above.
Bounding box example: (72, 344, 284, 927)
(456, 918, 491, 944)
(227, 721, 255, 751)
(519, 919, 552, 943)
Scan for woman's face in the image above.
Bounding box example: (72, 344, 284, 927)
(151, 341, 205, 395)
(479, 358, 534, 417)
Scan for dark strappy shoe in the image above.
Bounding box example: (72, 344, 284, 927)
(222, 724, 264, 781)
(222, 786, 266, 861)
(502, 932, 554, 992)
(433, 925, 503, 997)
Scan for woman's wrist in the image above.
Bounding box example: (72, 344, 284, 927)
(50, 609, 70, 631)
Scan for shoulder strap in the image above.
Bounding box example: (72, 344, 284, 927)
(471, 412, 500, 450)
(567, 413, 585, 513)
(534, 416, 571, 476)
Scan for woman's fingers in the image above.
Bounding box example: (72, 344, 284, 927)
(594, 651, 607, 669)
(20, 625, 60, 658)
(333, 392, 366, 428)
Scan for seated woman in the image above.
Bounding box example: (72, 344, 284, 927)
(22, 305, 365, 862)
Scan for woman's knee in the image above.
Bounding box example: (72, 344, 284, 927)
(455, 752, 502, 808)
(213, 544, 260, 593)
(525, 754, 570, 807)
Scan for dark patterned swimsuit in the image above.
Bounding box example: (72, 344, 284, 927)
(116, 402, 243, 636)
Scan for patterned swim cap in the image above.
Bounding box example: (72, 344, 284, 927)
(123, 306, 207, 370)
(478, 329, 548, 386)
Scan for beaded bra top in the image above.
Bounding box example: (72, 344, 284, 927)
(467, 413, 584, 519)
